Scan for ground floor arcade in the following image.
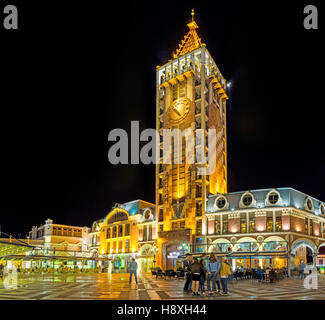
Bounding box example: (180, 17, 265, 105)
(156, 235, 325, 270)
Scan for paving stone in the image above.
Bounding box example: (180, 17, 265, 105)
(0, 273, 325, 300)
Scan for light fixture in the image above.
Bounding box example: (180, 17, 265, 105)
(227, 82, 232, 88)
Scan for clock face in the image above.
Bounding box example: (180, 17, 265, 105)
(167, 98, 191, 123)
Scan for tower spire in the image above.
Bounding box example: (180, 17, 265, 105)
(173, 9, 203, 58)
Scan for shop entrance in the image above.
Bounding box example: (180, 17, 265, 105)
(166, 244, 179, 270)
(295, 245, 314, 265)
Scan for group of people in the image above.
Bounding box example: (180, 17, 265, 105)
(254, 266, 278, 283)
(183, 253, 232, 296)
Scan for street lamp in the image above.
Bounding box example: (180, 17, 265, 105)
(178, 243, 190, 255)
(153, 243, 156, 269)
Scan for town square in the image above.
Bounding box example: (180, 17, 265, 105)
(0, 272, 324, 300)
(0, 0, 323, 305)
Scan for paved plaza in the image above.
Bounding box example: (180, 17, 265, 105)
(0, 273, 325, 300)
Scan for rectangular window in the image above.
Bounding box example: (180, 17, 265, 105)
(196, 220, 202, 235)
(106, 228, 111, 239)
(305, 218, 309, 234)
(159, 224, 163, 232)
(118, 240, 123, 253)
(275, 216, 282, 232)
(112, 226, 117, 238)
(143, 226, 148, 241)
(249, 212, 255, 233)
(319, 259, 323, 265)
(148, 225, 152, 240)
(172, 222, 177, 230)
(215, 216, 221, 235)
(240, 213, 247, 233)
(223, 215, 228, 234)
(125, 224, 130, 236)
(266, 213, 273, 232)
(159, 208, 164, 222)
(309, 221, 313, 235)
(196, 201, 202, 217)
(107, 242, 110, 253)
(118, 225, 123, 237)
(180, 220, 185, 229)
(125, 240, 129, 252)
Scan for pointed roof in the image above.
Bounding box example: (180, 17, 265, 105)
(173, 9, 204, 59)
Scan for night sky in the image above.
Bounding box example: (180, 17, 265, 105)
(0, 0, 323, 237)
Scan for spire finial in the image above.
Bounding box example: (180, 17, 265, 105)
(191, 8, 195, 22)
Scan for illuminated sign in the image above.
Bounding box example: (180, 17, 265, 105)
(167, 251, 180, 259)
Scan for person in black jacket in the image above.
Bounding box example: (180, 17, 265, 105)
(191, 258, 202, 296)
(183, 254, 193, 293)
(199, 256, 207, 294)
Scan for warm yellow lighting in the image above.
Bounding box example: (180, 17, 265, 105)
(282, 223, 290, 231)
(132, 248, 135, 253)
(256, 224, 265, 232)
(173, 10, 202, 58)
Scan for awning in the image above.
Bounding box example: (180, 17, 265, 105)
(2, 254, 109, 261)
(0, 240, 35, 258)
(178, 250, 289, 259)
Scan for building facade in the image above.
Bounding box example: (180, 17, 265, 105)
(204, 188, 325, 270)
(155, 10, 228, 270)
(97, 200, 157, 273)
(28, 219, 91, 269)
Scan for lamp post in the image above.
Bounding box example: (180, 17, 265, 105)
(153, 243, 156, 269)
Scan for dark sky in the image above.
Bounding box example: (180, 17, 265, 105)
(0, 0, 323, 237)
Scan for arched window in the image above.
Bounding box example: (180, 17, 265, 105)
(107, 210, 128, 224)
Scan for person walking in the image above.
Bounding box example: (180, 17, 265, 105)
(199, 256, 207, 294)
(129, 258, 138, 285)
(269, 266, 275, 283)
(289, 262, 295, 278)
(215, 257, 222, 294)
(191, 258, 202, 296)
(183, 254, 193, 293)
(220, 258, 232, 295)
(256, 266, 264, 282)
(207, 253, 221, 296)
(298, 260, 306, 280)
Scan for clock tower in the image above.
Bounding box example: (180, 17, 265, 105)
(155, 10, 228, 269)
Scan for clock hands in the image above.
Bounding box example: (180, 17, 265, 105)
(172, 104, 182, 116)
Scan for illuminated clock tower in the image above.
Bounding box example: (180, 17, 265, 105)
(155, 10, 228, 269)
